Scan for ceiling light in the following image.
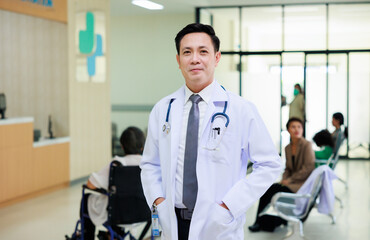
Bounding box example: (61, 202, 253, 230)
(132, 0, 164, 10)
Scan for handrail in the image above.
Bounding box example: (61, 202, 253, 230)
(82, 184, 108, 195)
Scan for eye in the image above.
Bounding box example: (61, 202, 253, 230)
(183, 50, 191, 55)
(200, 50, 208, 54)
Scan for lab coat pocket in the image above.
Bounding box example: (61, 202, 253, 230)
(213, 203, 234, 224)
(156, 200, 171, 238)
(200, 203, 238, 240)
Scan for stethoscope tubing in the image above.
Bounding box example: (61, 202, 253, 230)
(164, 97, 229, 129)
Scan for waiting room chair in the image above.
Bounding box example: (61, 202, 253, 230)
(315, 129, 347, 208)
(259, 166, 336, 240)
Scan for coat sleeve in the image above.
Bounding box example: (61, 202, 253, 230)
(140, 104, 164, 208)
(289, 141, 315, 183)
(283, 146, 292, 180)
(222, 103, 282, 219)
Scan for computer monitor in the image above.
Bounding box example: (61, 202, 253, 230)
(0, 93, 6, 119)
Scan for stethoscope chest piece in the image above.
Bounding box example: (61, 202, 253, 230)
(163, 122, 171, 134)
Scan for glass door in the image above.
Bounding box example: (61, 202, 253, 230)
(305, 54, 327, 144)
(305, 53, 349, 156)
(281, 53, 305, 155)
(241, 55, 281, 152)
(348, 53, 370, 158)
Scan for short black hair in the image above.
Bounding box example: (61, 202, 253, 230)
(333, 112, 344, 125)
(175, 23, 220, 55)
(119, 126, 145, 155)
(286, 117, 304, 129)
(313, 129, 334, 148)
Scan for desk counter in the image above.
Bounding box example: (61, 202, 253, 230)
(0, 117, 70, 208)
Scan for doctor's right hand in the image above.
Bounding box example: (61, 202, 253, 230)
(154, 197, 165, 206)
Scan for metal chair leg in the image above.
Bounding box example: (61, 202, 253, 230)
(337, 177, 348, 189)
(335, 195, 344, 208)
(328, 213, 336, 224)
(284, 221, 307, 240)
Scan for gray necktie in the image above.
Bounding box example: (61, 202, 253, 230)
(183, 94, 202, 210)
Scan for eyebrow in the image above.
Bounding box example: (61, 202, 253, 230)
(181, 46, 209, 51)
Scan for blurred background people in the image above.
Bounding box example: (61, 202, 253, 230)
(67, 126, 145, 240)
(289, 84, 305, 123)
(331, 112, 347, 149)
(313, 129, 334, 168)
(248, 117, 315, 232)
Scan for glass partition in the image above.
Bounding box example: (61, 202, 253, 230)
(281, 53, 305, 129)
(215, 55, 240, 95)
(281, 53, 304, 154)
(328, 54, 348, 155)
(348, 53, 370, 158)
(206, 8, 240, 52)
(242, 55, 281, 151)
(284, 5, 326, 50)
(305, 54, 327, 143)
(199, 8, 212, 25)
(198, 3, 370, 159)
(241, 6, 282, 51)
(329, 4, 370, 50)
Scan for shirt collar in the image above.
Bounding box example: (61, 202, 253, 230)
(184, 80, 215, 105)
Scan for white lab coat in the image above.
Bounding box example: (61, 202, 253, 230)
(294, 165, 337, 215)
(140, 81, 282, 240)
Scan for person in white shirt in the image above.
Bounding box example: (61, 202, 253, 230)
(81, 126, 145, 240)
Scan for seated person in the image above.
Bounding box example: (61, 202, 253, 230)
(248, 117, 315, 232)
(331, 112, 347, 149)
(82, 126, 145, 240)
(313, 129, 334, 161)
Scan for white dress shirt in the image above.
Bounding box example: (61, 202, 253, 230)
(175, 80, 215, 208)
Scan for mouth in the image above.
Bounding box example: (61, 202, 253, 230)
(190, 68, 203, 72)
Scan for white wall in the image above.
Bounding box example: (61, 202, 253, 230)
(68, 0, 112, 180)
(110, 13, 194, 134)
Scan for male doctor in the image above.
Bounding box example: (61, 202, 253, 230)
(140, 23, 281, 240)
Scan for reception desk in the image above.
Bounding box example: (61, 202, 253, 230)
(0, 117, 70, 207)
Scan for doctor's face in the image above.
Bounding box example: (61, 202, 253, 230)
(176, 32, 221, 93)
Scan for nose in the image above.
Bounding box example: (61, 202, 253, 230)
(190, 52, 200, 64)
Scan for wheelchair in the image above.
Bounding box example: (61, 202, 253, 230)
(66, 161, 152, 240)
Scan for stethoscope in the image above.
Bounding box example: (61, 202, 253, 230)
(162, 89, 230, 136)
(162, 98, 175, 134)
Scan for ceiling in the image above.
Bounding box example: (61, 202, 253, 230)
(110, 0, 369, 16)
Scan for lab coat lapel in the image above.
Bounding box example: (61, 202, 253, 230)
(168, 86, 185, 194)
(200, 82, 228, 139)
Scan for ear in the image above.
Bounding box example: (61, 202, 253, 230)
(176, 54, 180, 68)
(215, 51, 221, 67)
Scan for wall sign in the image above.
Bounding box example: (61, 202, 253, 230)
(0, 0, 66, 23)
(75, 11, 106, 82)
(21, 0, 53, 8)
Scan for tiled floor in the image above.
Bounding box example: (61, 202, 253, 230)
(0, 160, 368, 240)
